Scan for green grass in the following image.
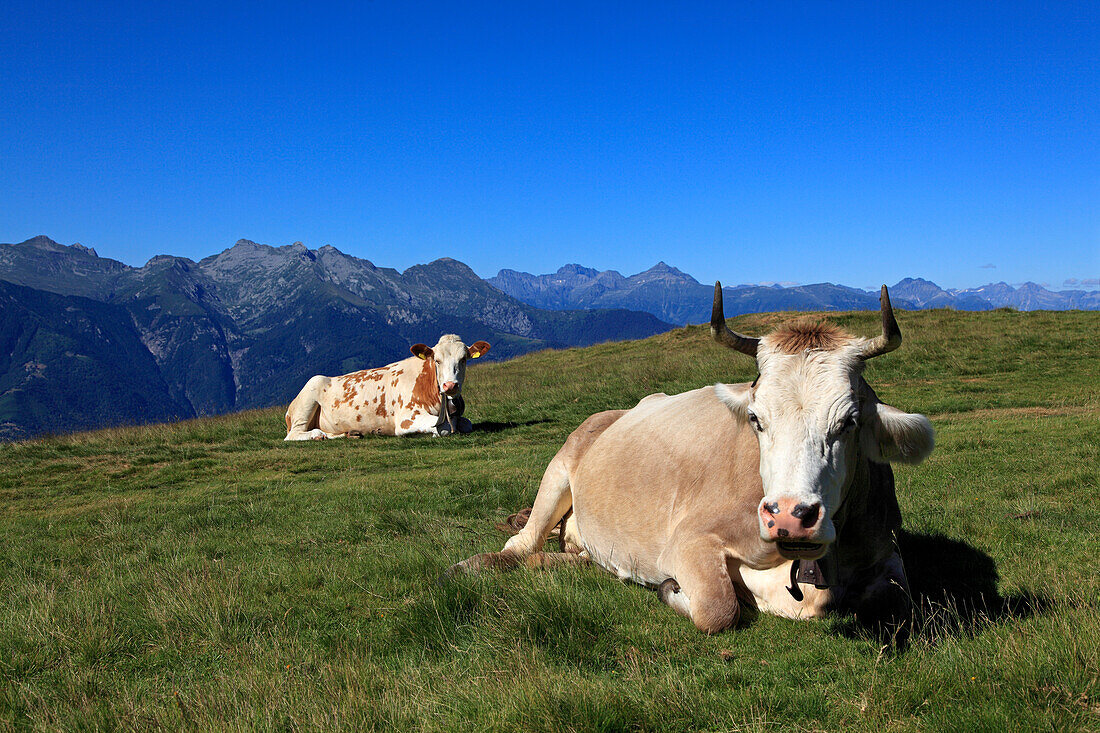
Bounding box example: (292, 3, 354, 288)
(1, 307, 1098, 731)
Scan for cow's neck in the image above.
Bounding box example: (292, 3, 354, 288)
(435, 391, 455, 431)
(410, 357, 443, 414)
(788, 452, 870, 596)
(826, 452, 901, 594)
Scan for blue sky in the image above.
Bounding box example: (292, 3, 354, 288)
(1, 1, 1097, 291)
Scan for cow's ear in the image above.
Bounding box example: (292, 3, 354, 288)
(467, 341, 491, 359)
(714, 382, 752, 422)
(862, 402, 934, 465)
(410, 344, 433, 360)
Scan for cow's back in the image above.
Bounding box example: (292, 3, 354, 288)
(316, 363, 402, 435)
(570, 386, 766, 583)
(552, 408, 630, 474)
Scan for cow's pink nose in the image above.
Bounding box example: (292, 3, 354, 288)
(441, 381, 458, 394)
(759, 498, 824, 542)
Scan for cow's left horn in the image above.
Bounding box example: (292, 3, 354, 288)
(859, 285, 902, 360)
(711, 282, 759, 357)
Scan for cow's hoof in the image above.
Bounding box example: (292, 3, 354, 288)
(456, 417, 473, 434)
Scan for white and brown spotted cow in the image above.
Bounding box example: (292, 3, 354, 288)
(284, 334, 491, 440)
(450, 285, 934, 633)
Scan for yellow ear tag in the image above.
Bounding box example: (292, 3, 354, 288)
(470, 350, 482, 359)
(416, 353, 427, 360)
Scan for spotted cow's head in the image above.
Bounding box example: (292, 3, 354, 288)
(410, 335, 491, 397)
(711, 284, 934, 561)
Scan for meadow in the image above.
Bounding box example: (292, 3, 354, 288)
(1, 307, 1098, 732)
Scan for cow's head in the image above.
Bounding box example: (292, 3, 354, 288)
(711, 284, 933, 561)
(410, 334, 491, 397)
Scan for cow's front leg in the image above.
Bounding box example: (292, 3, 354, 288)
(847, 551, 911, 624)
(437, 419, 473, 436)
(394, 409, 447, 436)
(737, 562, 833, 620)
(658, 537, 741, 634)
(285, 428, 342, 441)
(445, 396, 474, 433)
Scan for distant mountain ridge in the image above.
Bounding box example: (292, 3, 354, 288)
(2, 235, 1096, 441)
(0, 236, 671, 440)
(889, 277, 1100, 311)
(488, 266, 1100, 324)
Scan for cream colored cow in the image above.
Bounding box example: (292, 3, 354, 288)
(451, 285, 933, 633)
(284, 334, 490, 440)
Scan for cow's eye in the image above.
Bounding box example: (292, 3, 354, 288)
(747, 412, 764, 432)
(841, 414, 859, 433)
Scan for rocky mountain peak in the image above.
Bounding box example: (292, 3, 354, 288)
(19, 236, 102, 259)
(140, 254, 190, 270)
(407, 257, 481, 283)
(629, 261, 699, 286)
(202, 239, 316, 275)
(23, 235, 63, 250)
(888, 278, 952, 308)
(555, 264, 600, 279)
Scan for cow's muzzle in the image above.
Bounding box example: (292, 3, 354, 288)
(441, 381, 459, 395)
(775, 541, 826, 560)
(759, 497, 832, 560)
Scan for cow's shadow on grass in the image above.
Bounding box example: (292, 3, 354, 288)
(835, 530, 1049, 647)
(475, 419, 552, 434)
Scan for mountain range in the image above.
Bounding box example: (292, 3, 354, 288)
(0, 236, 670, 440)
(489, 263, 1100, 325)
(2, 235, 1096, 441)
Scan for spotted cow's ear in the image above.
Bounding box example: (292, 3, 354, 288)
(410, 344, 433, 360)
(467, 341, 491, 359)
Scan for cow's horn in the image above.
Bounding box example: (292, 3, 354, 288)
(711, 282, 759, 357)
(859, 285, 902, 359)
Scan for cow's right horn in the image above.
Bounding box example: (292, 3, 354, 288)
(711, 282, 759, 357)
(858, 285, 903, 360)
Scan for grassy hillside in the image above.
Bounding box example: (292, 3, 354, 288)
(1, 307, 1098, 731)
